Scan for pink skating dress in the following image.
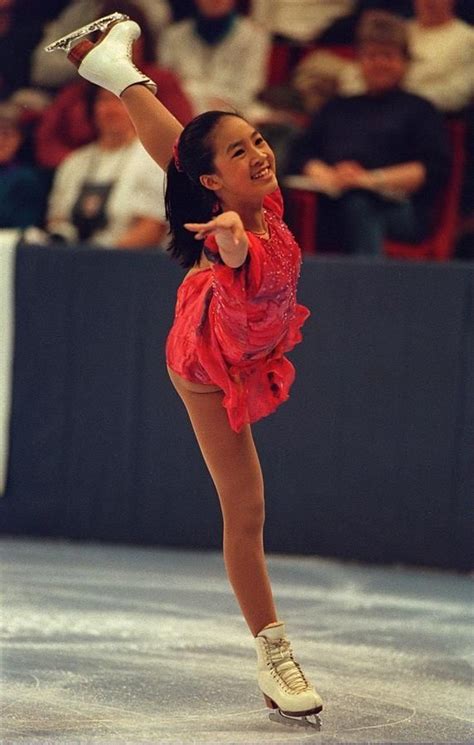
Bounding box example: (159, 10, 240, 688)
(166, 189, 310, 432)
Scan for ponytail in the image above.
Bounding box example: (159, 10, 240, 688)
(164, 110, 244, 269)
(165, 158, 218, 268)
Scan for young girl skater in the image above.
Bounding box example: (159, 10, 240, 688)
(46, 14, 323, 729)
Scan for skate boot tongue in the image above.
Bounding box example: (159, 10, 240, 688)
(258, 622, 310, 694)
(257, 622, 287, 641)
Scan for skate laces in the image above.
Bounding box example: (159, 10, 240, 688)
(266, 637, 310, 693)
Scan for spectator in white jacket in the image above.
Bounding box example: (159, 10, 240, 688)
(250, 0, 354, 43)
(158, 0, 270, 117)
(47, 87, 168, 249)
(404, 0, 474, 114)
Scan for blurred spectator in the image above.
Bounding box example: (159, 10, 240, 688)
(158, 0, 270, 116)
(8, 87, 52, 166)
(0, 102, 48, 229)
(35, 0, 193, 169)
(292, 49, 360, 115)
(46, 88, 167, 249)
(288, 11, 450, 256)
(292, 3, 414, 114)
(250, 0, 354, 44)
(308, 0, 474, 114)
(404, 0, 474, 114)
(30, 0, 171, 89)
(317, 0, 413, 45)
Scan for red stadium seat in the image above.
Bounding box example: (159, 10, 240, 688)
(266, 41, 294, 86)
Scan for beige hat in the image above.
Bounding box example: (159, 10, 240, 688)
(356, 10, 410, 58)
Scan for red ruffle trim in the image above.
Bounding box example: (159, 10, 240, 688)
(195, 301, 310, 432)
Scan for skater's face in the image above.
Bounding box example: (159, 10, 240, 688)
(199, 116, 277, 204)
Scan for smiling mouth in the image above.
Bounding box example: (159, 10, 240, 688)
(251, 166, 272, 180)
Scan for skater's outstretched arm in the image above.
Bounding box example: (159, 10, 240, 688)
(120, 85, 183, 171)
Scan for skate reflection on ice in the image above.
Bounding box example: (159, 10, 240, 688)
(269, 710, 322, 730)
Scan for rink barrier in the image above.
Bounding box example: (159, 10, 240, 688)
(1, 246, 473, 570)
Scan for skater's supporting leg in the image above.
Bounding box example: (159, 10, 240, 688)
(168, 368, 278, 637)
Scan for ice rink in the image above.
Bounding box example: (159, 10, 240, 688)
(1, 537, 473, 744)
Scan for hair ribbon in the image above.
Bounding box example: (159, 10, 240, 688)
(172, 137, 184, 173)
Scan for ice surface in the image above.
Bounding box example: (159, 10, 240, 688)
(1, 538, 472, 743)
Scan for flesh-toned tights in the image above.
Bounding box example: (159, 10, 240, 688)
(168, 367, 278, 637)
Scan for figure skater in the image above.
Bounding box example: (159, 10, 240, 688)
(46, 14, 323, 729)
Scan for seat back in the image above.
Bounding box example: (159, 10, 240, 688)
(384, 119, 466, 261)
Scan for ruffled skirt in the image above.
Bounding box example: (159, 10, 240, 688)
(166, 270, 309, 432)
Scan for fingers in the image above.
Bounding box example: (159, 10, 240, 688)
(184, 221, 214, 240)
(184, 222, 211, 232)
(184, 214, 244, 244)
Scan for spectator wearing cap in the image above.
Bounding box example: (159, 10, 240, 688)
(0, 103, 48, 230)
(310, 0, 474, 114)
(288, 11, 451, 256)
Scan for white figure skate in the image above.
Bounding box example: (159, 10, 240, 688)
(44, 15, 157, 97)
(255, 622, 323, 730)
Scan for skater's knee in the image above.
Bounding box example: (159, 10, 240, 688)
(222, 493, 266, 538)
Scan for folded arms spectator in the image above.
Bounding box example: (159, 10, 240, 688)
(288, 11, 451, 255)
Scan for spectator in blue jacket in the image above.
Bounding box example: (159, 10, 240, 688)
(0, 103, 48, 230)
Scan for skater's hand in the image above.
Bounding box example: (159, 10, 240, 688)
(185, 211, 249, 268)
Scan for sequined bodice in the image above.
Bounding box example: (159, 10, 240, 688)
(250, 207, 300, 316)
(210, 207, 303, 365)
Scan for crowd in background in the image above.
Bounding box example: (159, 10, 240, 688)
(0, 0, 472, 257)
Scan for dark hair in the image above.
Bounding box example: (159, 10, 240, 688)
(165, 110, 245, 268)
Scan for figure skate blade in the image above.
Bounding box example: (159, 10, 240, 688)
(44, 13, 129, 53)
(269, 709, 322, 730)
